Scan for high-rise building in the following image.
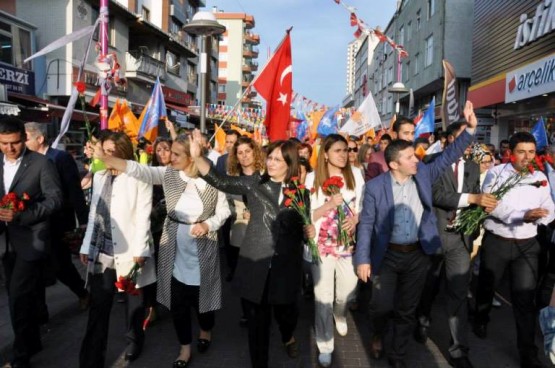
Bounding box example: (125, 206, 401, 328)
(214, 9, 260, 108)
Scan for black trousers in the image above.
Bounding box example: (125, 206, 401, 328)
(50, 234, 87, 298)
(242, 283, 299, 368)
(370, 248, 431, 361)
(79, 268, 145, 368)
(171, 277, 215, 346)
(475, 232, 540, 360)
(416, 233, 471, 359)
(2, 252, 43, 365)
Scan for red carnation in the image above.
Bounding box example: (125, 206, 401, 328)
(284, 198, 293, 207)
(528, 164, 535, 174)
(21, 192, 30, 200)
(542, 180, 548, 187)
(74, 81, 86, 94)
(297, 201, 305, 208)
(290, 176, 299, 183)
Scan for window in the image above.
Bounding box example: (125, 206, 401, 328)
(166, 51, 180, 75)
(414, 53, 419, 75)
(387, 96, 392, 114)
(416, 9, 421, 30)
(0, 20, 32, 70)
(141, 6, 150, 22)
(425, 35, 433, 66)
(109, 18, 116, 47)
(427, 0, 435, 19)
(387, 67, 393, 84)
(382, 96, 387, 114)
(398, 26, 404, 47)
(407, 21, 412, 41)
(218, 84, 226, 93)
(404, 61, 410, 82)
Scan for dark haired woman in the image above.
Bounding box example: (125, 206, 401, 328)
(189, 129, 315, 368)
(79, 132, 156, 368)
(306, 134, 365, 367)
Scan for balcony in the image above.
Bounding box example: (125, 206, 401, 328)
(245, 15, 255, 29)
(244, 32, 260, 45)
(125, 51, 166, 82)
(242, 62, 258, 73)
(243, 47, 259, 58)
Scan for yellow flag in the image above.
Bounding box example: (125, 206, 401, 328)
(310, 110, 325, 140)
(415, 145, 427, 160)
(310, 144, 319, 169)
(231, 124, 253, 138)
(214, 124, 226, 153)
(120, 100, 140, 143)
(108, 99, 123, 131)
(366, 128, 376, 139)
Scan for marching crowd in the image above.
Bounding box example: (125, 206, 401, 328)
(0, 99, 555, 368)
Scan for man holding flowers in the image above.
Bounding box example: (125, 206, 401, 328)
(473, 132, 555, 368)
(354, 102, 478, 368)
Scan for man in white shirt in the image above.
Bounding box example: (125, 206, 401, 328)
(473, 132, 555, 368)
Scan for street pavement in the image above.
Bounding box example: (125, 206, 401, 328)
(0, 255, 553, 368)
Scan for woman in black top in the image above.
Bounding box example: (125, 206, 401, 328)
(189, 130, 314, 368)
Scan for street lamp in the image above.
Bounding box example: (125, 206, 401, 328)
(182, 11, 226, 133)
(388, 81, 408, 115)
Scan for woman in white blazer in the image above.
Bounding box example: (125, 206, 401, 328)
(79, 132, 156, 368)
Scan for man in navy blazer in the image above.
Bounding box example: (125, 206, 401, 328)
(25, 123, 89, 309)
(354, 102, 478, 368)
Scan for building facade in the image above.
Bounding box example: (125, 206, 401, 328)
(367, 0, 474, 129)
(468, 0, 555, 146)
(214, 10, 260, 108)
(343, 37, 363, 107)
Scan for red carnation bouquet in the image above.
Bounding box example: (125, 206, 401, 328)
(455, 155, 552, 235)
(0, 192, 29, 212)
(283, 177, 320, 263)
(114, 263, 141, 296)
(322, 176, 353, 246)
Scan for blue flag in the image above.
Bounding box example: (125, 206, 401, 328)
(296, 111, 308, 141)
(414, 97, 435, 138)
(531, 117, 548, 151)
(138, 77, 167, 142)
(317, 105, 339, 137)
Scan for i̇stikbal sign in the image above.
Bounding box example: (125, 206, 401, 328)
(514, 0, 555, 50)
(505, 52, 555, 103)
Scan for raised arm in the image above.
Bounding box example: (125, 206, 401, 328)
(92, 142, 165, 185)
(189, 129, 250, 195)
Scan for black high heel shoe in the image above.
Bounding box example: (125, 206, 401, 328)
(197, 338, 211, 353)
(125, 340, 143, 361)
(172, 359, 190, 368)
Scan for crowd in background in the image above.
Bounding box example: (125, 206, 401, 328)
(1, 105, 555, 368)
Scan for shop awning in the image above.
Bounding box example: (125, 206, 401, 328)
(0, 101, 20, 116)
(8, 92, 99, 122)
(467, 75, 506, 109)
(166, 103, 189, 114)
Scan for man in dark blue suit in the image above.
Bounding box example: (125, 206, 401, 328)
(354, 102, 478, 368)
(25, 123, 89, 309)
(215, 129, 240, 175)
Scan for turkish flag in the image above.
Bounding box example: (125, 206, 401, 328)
(253, 33, 292, 142)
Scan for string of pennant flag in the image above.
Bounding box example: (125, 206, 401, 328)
(333, 0, 409, 58)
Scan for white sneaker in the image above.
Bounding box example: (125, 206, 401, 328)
(492, 297, 502, 307)
(318, 353, 332, 367)
(335, 317, 348, 336)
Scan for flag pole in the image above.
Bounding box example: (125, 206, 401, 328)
(209, 29, 293, 143)
(99, 0, 109, 129)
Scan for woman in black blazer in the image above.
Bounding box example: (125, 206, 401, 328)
(190, 130, 314, 368)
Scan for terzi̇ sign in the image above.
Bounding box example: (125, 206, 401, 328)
(505, 53, 555, 103)
(514, 0, 555, 50)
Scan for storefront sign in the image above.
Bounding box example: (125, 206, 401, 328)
(162, 86, 192, 106)
(505, 52, 555, 103)
(0, 63, 35, 95)
(514, 0, 555, 50)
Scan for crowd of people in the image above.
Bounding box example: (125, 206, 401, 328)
(0, 100, 554, 368)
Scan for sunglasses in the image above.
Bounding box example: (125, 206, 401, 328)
(348, 147, 358, 153)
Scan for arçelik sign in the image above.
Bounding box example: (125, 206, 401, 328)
(505, 53, 555, 103)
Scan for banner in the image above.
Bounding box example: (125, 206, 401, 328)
(441, 60, 460, 130)
(339, 92, 381, 136)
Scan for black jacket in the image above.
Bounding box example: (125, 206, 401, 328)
(203, 166, 305, 304)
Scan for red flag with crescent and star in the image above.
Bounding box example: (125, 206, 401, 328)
(253, 32, 292, 141)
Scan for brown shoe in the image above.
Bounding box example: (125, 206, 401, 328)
(370, 335, 384, 360)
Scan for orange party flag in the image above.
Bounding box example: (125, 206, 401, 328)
(108, 99, 123, 131)
(415, 145, 427, 160)
(214, 124, 226, 153)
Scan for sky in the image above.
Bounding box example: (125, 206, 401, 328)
(204, 0, 399, 107)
